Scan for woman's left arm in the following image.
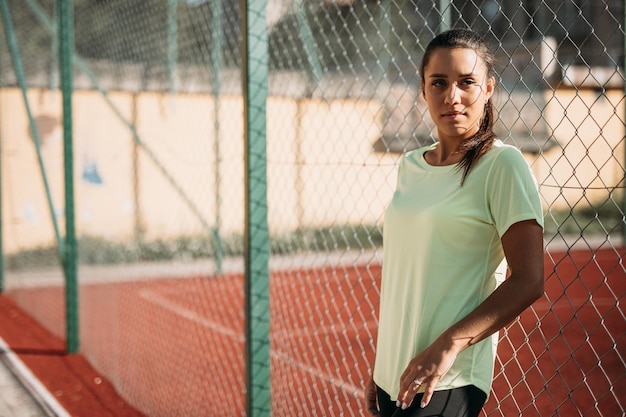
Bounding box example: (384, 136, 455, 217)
(397, 219, 544, 409)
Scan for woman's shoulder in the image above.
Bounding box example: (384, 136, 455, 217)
(490, 139, 524, 155)
(485, 139, 528, 166)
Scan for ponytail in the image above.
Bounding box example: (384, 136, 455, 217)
(457, 98, 496, 186)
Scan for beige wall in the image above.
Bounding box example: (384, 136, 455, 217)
(1, 89, 65, 254)
(1, 87, 623, 253)
(534, 89, 625, 211)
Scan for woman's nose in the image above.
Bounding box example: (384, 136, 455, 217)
(444, 82, 461, 104)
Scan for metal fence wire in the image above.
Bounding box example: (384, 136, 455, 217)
(0, 0, 624, 416)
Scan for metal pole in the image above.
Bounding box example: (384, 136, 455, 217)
(0, 64, 3, 293)
(439, 0, 451, 32)
(294, 0, 322, 85)
(623, 0, 626, 245)
(377, 1, 392, 82)
(49, 6, 58, 91)
(131, 92, 143, 241)
(241, 0, 271, 415)
(58, 0, 79, 354)
(211, 0, 224, 276)
(167, 0, 178, 95)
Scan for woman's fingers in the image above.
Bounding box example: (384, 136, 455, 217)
(420, 379, 437, 408)
(397, 375, 425, 409)
(398, 374, 444, 410)
(397, 336, 460, 409)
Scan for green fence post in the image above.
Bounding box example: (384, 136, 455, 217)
(241, 0, 271, 415)
(211, 0, 224, 276)
(623, 1, 626, 245)
(167, 0, 178, 95)
(439, 0, 451, 32)
(49, 6, 58, 91)
(294, 0, 323, 85)
(0, 73, 3, 294)
(58, 0, 79, 354)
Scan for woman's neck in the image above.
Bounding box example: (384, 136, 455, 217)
(425, 140, 465, 166)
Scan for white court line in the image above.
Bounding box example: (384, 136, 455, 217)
(139, 287, 369, 399)
(0, 337, 71, 417)
(138, 288, 243, 341)
(271, 349, 364, 398)
(272, 319, 378, 340)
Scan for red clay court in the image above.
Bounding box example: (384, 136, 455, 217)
(0, 246, 624, 416)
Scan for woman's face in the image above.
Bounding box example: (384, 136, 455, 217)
(421, 47, 495, 142)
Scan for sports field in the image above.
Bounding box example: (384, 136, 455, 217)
(2, 245, 624, 416)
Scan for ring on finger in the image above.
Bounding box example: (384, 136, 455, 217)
(413, 378, 422, 385)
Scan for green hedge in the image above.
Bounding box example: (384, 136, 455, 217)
(5, 205, 623, 270)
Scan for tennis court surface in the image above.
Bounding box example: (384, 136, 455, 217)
(0, 245, 623, 416)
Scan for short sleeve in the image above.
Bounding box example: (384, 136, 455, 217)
(486, 147, 544, 237)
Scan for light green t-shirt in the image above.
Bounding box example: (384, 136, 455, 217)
(373, 140, 543, 399)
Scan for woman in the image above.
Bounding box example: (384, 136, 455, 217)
(365, 29, 544, 417)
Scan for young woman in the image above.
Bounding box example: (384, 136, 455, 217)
(365, 29, 544, 417)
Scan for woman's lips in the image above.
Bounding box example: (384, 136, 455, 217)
(443, 111, 464, 119)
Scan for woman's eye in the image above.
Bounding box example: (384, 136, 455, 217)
(461, 79, 477, 86)
(432, 80, 446, 87)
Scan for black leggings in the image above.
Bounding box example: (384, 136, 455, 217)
(376, 385, 486, 417)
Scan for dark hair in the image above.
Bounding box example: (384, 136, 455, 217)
(419, 29, 497, 185)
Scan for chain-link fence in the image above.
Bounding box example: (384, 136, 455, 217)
(0, 0, 624, 416)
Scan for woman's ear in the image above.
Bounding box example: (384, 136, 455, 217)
(421, 81, 426, 100)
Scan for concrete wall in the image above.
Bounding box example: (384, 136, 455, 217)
(1, 87, 623, 253)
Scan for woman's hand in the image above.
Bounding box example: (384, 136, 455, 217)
(365, 376, 381, 416)
(396, 335, 462, 410)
